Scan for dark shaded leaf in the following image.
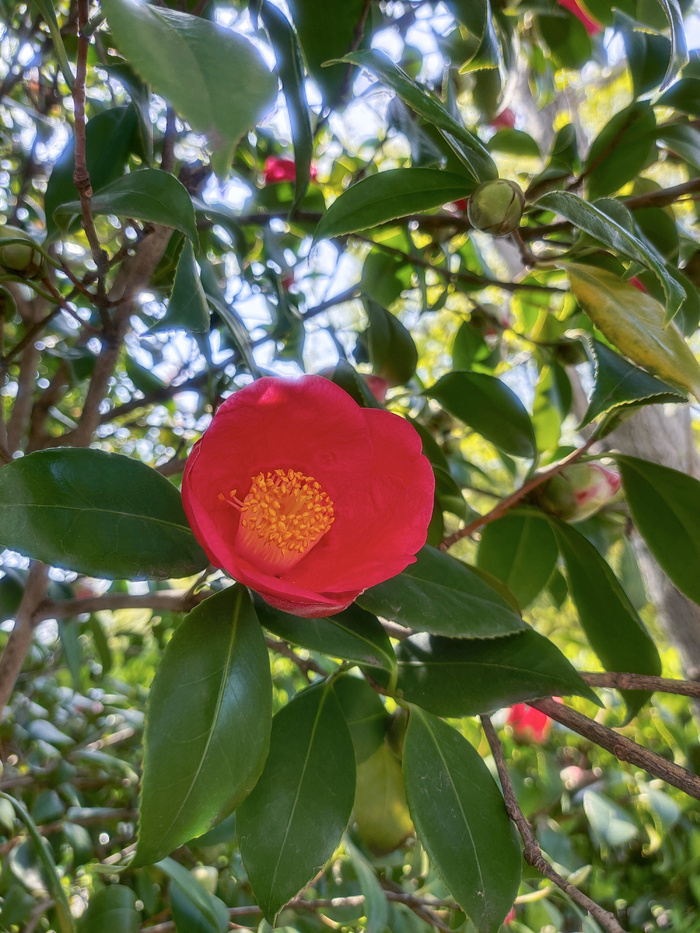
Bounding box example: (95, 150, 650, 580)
(0, 448, 207, 580)
(395, 629, 598, 717)
(403, 710, 520, 932)
(237, 682, 356, 922)
(552, 519, 661, 717)
(426, 371, 536, 459)
(101, 0, 276, 174)
(358, 546, 527, 639)
(133, 587, 271, 866)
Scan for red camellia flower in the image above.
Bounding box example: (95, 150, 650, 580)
(491, 108, 516, 131)
(506, 703, 553, 742)
(556, 0, 602, 36)
(182, 376, 434, 617)
(263, 156, 318, 185)
(629, 276, 648, 293)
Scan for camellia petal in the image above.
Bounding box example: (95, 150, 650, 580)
(182, 375, 434, 616)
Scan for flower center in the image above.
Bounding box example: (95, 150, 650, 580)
(220, 469, 335, 575)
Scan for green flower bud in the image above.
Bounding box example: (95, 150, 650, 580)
(467, 179, 524, 237)
(0, 224, 42, 275)
(535, 462, 621, 523)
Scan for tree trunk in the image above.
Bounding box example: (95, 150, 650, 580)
(609, 405, 700, 680)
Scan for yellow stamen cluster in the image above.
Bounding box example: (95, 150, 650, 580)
(223, 469, 335, 574)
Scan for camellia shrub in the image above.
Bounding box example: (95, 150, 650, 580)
(3, 1, 700, 932)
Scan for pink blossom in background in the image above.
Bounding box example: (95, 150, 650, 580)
(557, 0, 603, 36)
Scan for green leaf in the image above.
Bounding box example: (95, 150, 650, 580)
(45, 107, 140, 237)
(78, 886, 139, 933)
(487, 128, 541, 158)
(238, 682, 356, 922)
(449, 0, 503, 72)
(345, 839, 389, 933)
(153, 240, 210, 334)
(363, 298, 418, 386)
(564, 263, 700, 395)
(658, 0, 689, 89)
(395, 629, 598, 717)
(539, 194, 686, 321)
(30, 0, 74, 89)
(260, 2, 313, 212)
(403, 710, 520, 933)
(580, 339, 686, 431)
(170, 878, 229, 933)
(477, 511, 559, 609)
(315, 168, 473, 240)
(157, 858, 227, 932)
(339, 50, 497, 183)
(358, 546, 527, 639)
(334, 674, 389, 765)
(133, 587, 272, 867)
(583, 791, 639, 848)
(426, 371, 536, 459)
(657, 123, 700, 170)
(286, 0, 368, 105)
(584, 103, 656, 200)
(0, 448, 207, 580)
(100, 0, 276, 175)
(0, 792, 74, 933)
(552, 519, 661, 718)
(616, 455, 700, 608)
(55, 170, 199, 244)
(255, 599, 396, 674)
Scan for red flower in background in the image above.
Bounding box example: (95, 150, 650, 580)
(504, 907, 516, 925)
(507, 703, 554, 742)
(491, 108, 516, 130)
(629, 276, 648, 293)
(263, 156, 318, 185)
(557, 0, 602, 35)
(182, 376, 434, 617)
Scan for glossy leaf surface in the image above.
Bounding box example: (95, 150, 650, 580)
(358, 546, 527, 639)
(477, 511, 559, 609)
(134, 587, 272, 866)
(0, 449, 207, 579)
(395, 629, 598, 716)
(403, 709, 520, 932)
(426, 371, 536, 459)
(617, 456, 700, 608)
(237, 682, 355, 922)
(101, 0, 276, 174)
(315, 168, 474, 240)
(256, 599, 396, 673)
(553, 519, 661, 717)
(55, 170, 199, 244)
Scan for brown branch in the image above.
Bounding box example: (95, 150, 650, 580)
(0, 563, 50, 712)
(480, 714, 628, 933)
(31, 588, 207, 624)
(264, 637, 327, 680)
(531, 698, 700, 801)
(72, 0, 109, 288)
(582, 671, 700, 698)
(141, 891, 459, 933)
(439, 438, 595, 551)
(351, 233, 559, 294)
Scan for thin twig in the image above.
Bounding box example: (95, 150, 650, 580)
(264, 637, 327, 680)
(31, 588, 207, 624)
(581, 671, 700, 698)
(480, 714, 628, 933)
(72, 0, 109, 296)
(531, 698, 700, 801)
(439, 438, 595, 551)
(0, 563, 50, 711)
